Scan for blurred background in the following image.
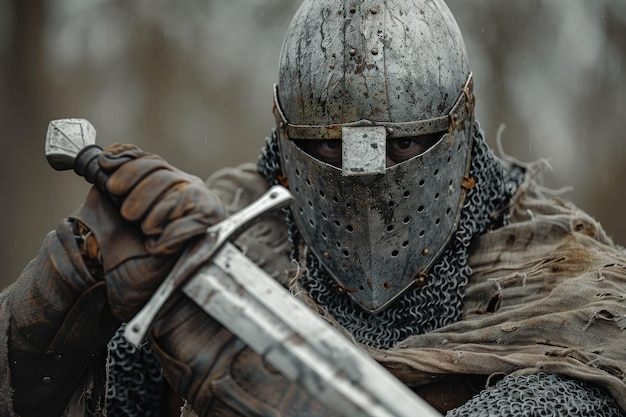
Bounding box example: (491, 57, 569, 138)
(1, 0, 625, 289)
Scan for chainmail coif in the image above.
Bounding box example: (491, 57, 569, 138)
(258, 120, 525, 349)
(446, 372, 625, 417)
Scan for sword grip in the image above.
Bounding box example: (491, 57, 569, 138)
(73, 144, 108, 189)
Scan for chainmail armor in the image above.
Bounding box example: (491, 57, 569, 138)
(258, 121, 525, 348)
(106, 324, 167, 417)
(446, 372, 625, 417)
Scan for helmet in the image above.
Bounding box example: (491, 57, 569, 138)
(273, 0, 475, 313)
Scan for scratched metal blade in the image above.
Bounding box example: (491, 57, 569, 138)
(183, 242, 442, 417)
(124, 185, 293, 346)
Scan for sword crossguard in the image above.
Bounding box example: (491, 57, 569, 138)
(123, 184, 294, 346)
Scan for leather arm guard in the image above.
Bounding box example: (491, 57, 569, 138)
(149, 297, 337, 417)
(7, 220, 118, 417)
(446, 372, 625, 417)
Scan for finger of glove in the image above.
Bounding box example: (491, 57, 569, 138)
(113, 167, 187, 225)
(103, 143, 143, 155)
(143, 183, 226, 255)
(104, 155, 177, 200)
(98, 144, 153, 172)
(106, 254, 177, 323)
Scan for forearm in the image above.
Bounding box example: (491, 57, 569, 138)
(7, 221, 117, 417)
(148, 297, 337, 417)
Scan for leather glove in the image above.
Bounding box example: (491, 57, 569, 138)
(70, 143, 226, 322)
(7, 144, 225, 416)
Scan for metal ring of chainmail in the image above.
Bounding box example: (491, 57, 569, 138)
(445, 372, 625, 417)
(106, 324, 166, 417)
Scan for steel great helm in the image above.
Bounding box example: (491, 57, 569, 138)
(273, 0, 475, 313)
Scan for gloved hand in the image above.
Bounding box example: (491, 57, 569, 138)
(7, 144, 225, 416)
(70, 143, 226, 322)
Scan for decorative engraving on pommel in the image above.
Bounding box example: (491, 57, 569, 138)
(45, 118, 97, 171)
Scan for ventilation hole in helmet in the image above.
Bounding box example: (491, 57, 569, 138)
(336, 241, 342, 248)
(295, 186, 300, 193)
(386, 225, 394, 232)
(447, 155, 452, 164)
(434, 192, 440, 200)
(446, 207, 451, 215)
(346, 202, 352, 209)
(319, 190, 325, 198)
(402, 240, 409, 247)
(359, 285, 365, 291)
(417, 205, 425, 213)
(449, 179, 453, 187)
(434, 169, 439, 177)
(457, 141, 462, 151)
(322, 212, 328, 219)
(333, 196, 339, 203)
(295, 168, 301, 176)
(343, 250, 350, 257)
(419, 230, 425, 238)
(391, 250, 399, 257)
(435, 218, 441, 226)
(308, 200, 313, 208)
(309, 219, 314, 227)
(321, 231, 327, 240)
(403, 217, 411, 224)
(419, 179, 425, 187)
(305, 178, 311, 186)
(298, 207, 304, 215)
(346, 225, 354, 232)
(403, 190, 410, 198)
(334, 220, 341, 227)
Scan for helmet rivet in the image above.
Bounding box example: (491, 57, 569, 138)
(370, 6, 378, 14)
(422, 248, 430, 256)
(371, 47, 379, 55)
(386, 127, 394, 136)
(349, 6, 356, 13)
(349, 48, 357, 56)
(42, 376, 52, 385)
(333, 284, 347, 295)
(415, 272, 429, 287)
(329, 64, 335, 69)
(323, 251, 332, 259)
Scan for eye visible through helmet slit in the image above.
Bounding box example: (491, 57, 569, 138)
(294, 131, 445, 168)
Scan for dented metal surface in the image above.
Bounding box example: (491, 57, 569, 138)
(274, 0, 476, 312)
(277, 0, 469, 126)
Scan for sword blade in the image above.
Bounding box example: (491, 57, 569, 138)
(183, 242, 442, 417)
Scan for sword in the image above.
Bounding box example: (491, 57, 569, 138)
(46, 118, 442, 417)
